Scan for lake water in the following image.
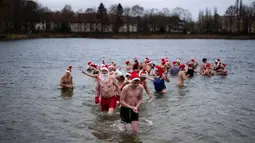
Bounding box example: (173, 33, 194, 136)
(0, 39, 255, 143)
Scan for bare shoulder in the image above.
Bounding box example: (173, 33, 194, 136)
(138, 84, 144, 91)
(122, 84, 130, 91)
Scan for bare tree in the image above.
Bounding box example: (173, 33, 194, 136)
(225, 5, 237, 33)
(86, 8, 96, 14)
(123, 7, 131, 32)
(109, 4, 118, 15)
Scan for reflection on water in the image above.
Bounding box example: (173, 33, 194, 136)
(60, 88, 74, 99)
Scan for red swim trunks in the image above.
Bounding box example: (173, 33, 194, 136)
(100, 96, 117, 112)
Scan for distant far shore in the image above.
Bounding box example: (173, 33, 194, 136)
(1, 33, 255, 41)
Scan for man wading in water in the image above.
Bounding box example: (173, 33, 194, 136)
(120, 71, 143, 133)
(95, 64, 120, 114)
(60, 67, 74, 89)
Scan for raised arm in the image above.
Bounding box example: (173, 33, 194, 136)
(82, 70, 98, 79)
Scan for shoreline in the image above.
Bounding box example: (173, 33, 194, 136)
(1, 33, 255, 41)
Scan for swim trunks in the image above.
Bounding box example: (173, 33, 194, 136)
(100, 96, 116, 112)
(120, 106, 139, 123)
(186, 68, 194, 77)
(153, 77, 166, 92)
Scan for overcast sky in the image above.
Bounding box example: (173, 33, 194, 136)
(38, 0, 252, 20)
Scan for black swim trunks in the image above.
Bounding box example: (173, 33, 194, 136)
(120, 106, 139, 123)
(186, 69, 194, 77)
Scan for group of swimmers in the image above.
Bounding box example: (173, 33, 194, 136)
(59, 57, 228, 132)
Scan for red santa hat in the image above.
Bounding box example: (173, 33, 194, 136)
(172, 61, 176, 65)
(206, 63, 211, 68)
(222, 63, 226, 67)
(130, 71, 140, 82)
(161, 58, 166, 66)
(191, 59, 195, 63)
(155, 65, 163, 77)
(125, 60, 131, 65)
(100, 64, 109, 72)
(139, 70, 147, 78)
(215, 59, 220, 63)
(68, 66, 72, 72)
(188, 63, 193, 67)
(66, 68, 71, 73)
(179, 64, 185, 70)
(177, 58, 181, 62)
(145, 57, 152, 64)
(90, 64, 97, 68)
(88, 62, 92, 66)
(165, 57, 169, 63)
(108, 65, 114, 69)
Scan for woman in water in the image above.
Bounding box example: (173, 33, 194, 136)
(148, 66, 170, 94)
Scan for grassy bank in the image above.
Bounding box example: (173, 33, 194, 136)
(1, 33, 255, 40)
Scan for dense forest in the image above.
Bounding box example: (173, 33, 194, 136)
(0, 0, 254, 34)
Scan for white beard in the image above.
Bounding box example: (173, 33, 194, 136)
(100, 74, 109, 82)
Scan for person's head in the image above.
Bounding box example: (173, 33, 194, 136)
(130, 72, 140, 88)
(161, 58, 166, 66)
(215, 59, 220, 65)
(179, 64, 185, 71)
(108, 65, 115, 72)
(100, 65, 109, 75)
(125, 72, 131, 80)
(112, 61, 117, 67)
(134, 57, 138, 63)
(172, 61, 176, 67)
(139, 70, 147, 81)
(115, 70, 125, 82)
(125, 60, 131, 66)
(176, 58, 181, 64)
(155, 66, 163, 77)
(68, 66, 72, 72)
(202, 58, 207, 63)
(65, 68, 71, 76)
(206, 63, 211, 69)
(188, 63, 193, 69)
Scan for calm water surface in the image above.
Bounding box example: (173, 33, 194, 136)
(0, 39, 255, 143)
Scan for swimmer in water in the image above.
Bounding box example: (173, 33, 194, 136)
(202, 63, 215, 76)
(60, 67, 74, 89)
(125, 60, 132, 72)
(170, 61, 179, 75)
(148, 65, 170, 94)
(178, 64, 189, 86)
(216, 63, 228, 76)
(200, 58, 207, 75)
(120, 71, 144, 133)
(213, 59, 221, 72)
(95, 64, 120, 114)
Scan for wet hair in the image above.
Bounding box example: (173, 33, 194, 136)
(202, 58, 207, 62)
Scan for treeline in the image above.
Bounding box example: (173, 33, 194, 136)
(0, 0, 254, 34)
(197, 0, 255, 34)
